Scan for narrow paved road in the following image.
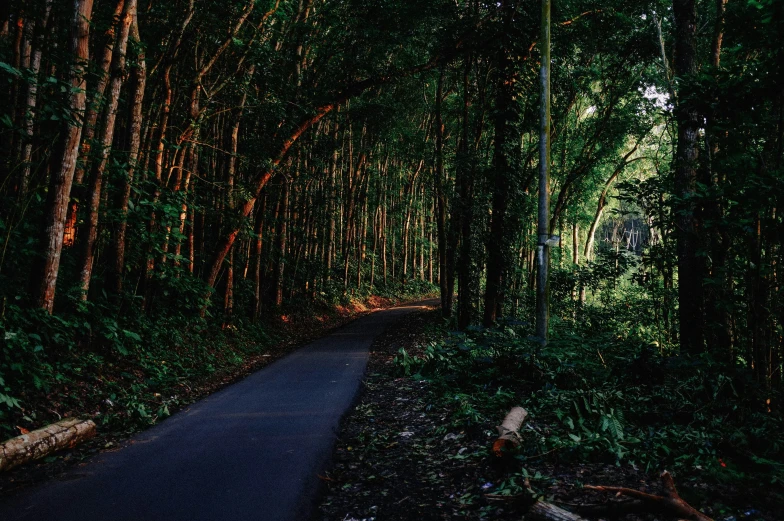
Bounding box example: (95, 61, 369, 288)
(0, 300, 437, 521)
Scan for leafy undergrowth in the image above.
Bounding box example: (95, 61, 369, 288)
(0, 289, 434, 496)
(317, 310, 780, 520)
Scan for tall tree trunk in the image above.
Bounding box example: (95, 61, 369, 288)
(74, 0, 126, 187)
(434, 70, 451, 318)
(109, 3, 145, 296)
(325, 121, 338, 283)
(34, 0, 95, 313)
(274, 181, 289, 306)
(419, 191, 425, 281)
(18, 0, 53, 198)
(535, 0, 552, 341)
(78, 0, 134, 299)
(457, 56, 475, 330)
(224, 248, 234, 323)
(357, 190, 368, 289)
(703, 0, 732, 358)
(253, 196, 266, 321)
(10, 12, 34, 179)
(202, 60, 445, 292)
(673, 0, 704, 353)
(64, 0, 127, 246)
(484, 0, 517, 326)
(572, 224, 579, 265)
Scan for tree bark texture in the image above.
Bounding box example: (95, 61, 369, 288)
(673, 0, 704, 353)
(34, 0, 95, 313)
(0, 418, 96, 472)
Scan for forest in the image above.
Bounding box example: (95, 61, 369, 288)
(0, 0, 782, 519)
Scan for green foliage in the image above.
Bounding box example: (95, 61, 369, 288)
(395, 301, 784, 488)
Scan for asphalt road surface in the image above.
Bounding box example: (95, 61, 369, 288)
(0, 300, 437, 521)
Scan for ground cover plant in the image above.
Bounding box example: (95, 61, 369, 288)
(0, 283, 436, 495)
(390, 291, 782, 518)
(319, 273, 781, 520)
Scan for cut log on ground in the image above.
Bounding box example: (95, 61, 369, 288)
(527, 500, 588, 521)
(0, 418, 96, 472)
(493, 406, 527, 457)
(584, 470, 713, 521)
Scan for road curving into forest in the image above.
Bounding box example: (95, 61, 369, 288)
(0, 299, 438, 521)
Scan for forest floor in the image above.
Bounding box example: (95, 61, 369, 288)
(0, 293, 416, 498)
(316, 309, 776, 521)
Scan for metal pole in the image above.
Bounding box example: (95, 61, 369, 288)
(535, 0, 551, 342)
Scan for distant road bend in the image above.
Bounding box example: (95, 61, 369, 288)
(0, 299, 438, 521)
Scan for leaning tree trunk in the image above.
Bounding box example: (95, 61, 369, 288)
(584, 148, 642, 261)
(65, 0, 126, 249)
(77, 0, 134, 300)
(202, 58, 447, 293)
(34, 0, 94, 313)
(108, 3, 145, 297)
(74, 0, 126, 187)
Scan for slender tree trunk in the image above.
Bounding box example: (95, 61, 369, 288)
(382, 191, 388, 285)
(428, 203, 434, 284)
(535, 0, 552, 341)
(109, 4, 145, 296)
(371, 205, 380, 287)
(18, 0, 53, 198)
(419, 192, 425, 281)
(11, 14, 34, 177)
(224, 248, 234, 323)
(78, 0, 134, 299)
(572, 224, 579, 265)
(434, 70, 450, 317)
(704, 0, 732, 358)
(274, 181, 289, 306)
(74, 0, 126, 187)
(325, 122, 338, 283)
(357, 191, 368, 289)
(457, 56, 475, 330)
(253, 196, 266, 321)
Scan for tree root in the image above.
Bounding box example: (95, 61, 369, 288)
(584, 470, 713, 521)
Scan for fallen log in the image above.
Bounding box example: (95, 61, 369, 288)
(528, 500, 588, 521)
(484, 487, 587, 520)
(493, 406, 527, 457)
(0, 418, 96, 472)
(584, 470, 713, 521)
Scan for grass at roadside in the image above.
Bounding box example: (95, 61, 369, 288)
(318, 310, 781, 520)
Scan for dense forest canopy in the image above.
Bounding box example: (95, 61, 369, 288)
(0, 0, 783, 496)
